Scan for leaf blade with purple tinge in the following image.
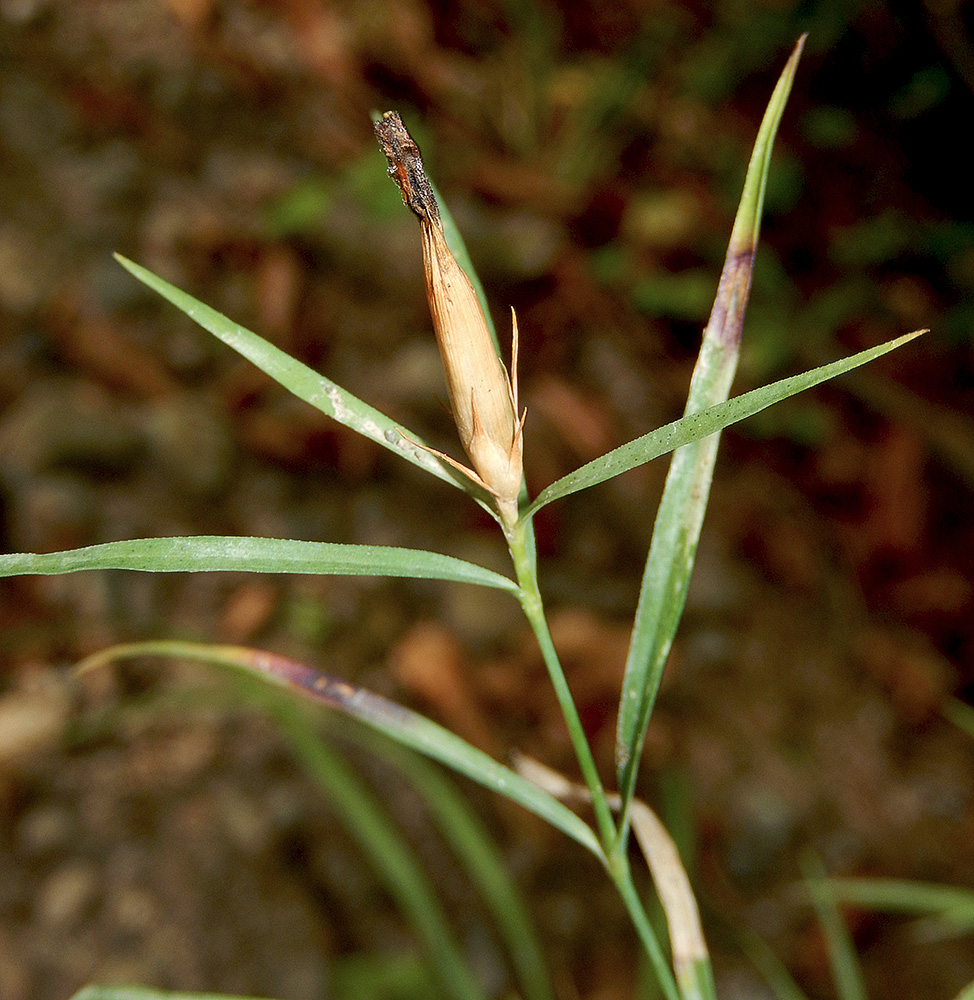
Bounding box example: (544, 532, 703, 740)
(615, 36, 807, 834)
(78, 640, 604, 861)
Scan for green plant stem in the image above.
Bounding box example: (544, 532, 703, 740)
(801, 853, 868, 1000)
(509, 520, 680, 997)
(509, 519, 617, 848)
(608, 849, 681, 1000)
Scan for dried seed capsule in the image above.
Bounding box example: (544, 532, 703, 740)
(375, 112, 523, 527)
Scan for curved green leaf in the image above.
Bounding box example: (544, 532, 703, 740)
(114, 254, 478, 496)
(78, 641, 605, 862)
(944, 697, 974, 740)
(526, 330, 920, 518)
(0, 536, 519, 593)
(71, 991, 271, 1000)
(802, 854, 868, 1000)
(263, 695, 488, 1000)
(332, 725, 555, 1000)
(736, 924, 811, 1000)
(824, 878, 974, 929)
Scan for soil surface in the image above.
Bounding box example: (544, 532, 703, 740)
(2, 4, 973, 1000)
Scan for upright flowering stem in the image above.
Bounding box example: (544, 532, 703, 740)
(508, 520, 617, 848)
(376, 110, 616, 844)
(511, 523, 681, 1000)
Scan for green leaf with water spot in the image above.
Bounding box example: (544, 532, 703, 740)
(0, 536, 519, 593)
(114, 254, 477, 497)
(526, 330, 919, 518)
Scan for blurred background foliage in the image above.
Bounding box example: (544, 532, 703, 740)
(1, 2, 973, 999)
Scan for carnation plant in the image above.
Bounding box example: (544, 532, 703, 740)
(0, 37, 926, 1000)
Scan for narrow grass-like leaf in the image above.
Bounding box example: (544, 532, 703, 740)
(114, 254, 477, 496)
(263, 692, 488, 1000)
(824, 878, 974, 918)
(801, 854, 868, 1000)
(736, 926, 811, 1000)
(341, 727, 555, 1000)
(76, 641, 604, 861)
(524, 331, 919, 518)
(71, 991, 272, 1000)
(332, 953, 436, 1000)
(613, 38, 804, 829)
(0, 536, 518, 593)
(952, 981, 974, 1000)
(944, 697, 974, 740)
(825, 878, 974, 936)
(79, 677, 552, 1000)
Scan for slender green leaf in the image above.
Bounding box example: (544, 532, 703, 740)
(71, 991, 271, 1000)
(343, 728, 554, 1000)
(952, 981, 974, 1000)
(944, 697, 974, 740)
(77, 641, 604, 861)
(525, 331, 919, 517)
(802, 854, 869, 1000)
(116, 672, 480, 1000)
(825, 878, 974, 932)
(332, 953, 436, 1000)
(76, 676, 551, 1000)
(114, 254, 479, 497)
(614, 36, 804, 831)
(264, 692, 488, 1000)
(736, 925, 811, 1000)
(0, 536, 518, 593)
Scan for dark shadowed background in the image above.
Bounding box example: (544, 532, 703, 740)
(1, 2, 973, 999)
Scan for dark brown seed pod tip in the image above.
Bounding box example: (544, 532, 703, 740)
(374, 111, 440, 226)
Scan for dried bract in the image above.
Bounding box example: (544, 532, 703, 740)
(375, 111, 524, 528)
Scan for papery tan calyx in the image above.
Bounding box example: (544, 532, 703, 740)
(375, 111, 525, 528)
(422, 222, 524, 514)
